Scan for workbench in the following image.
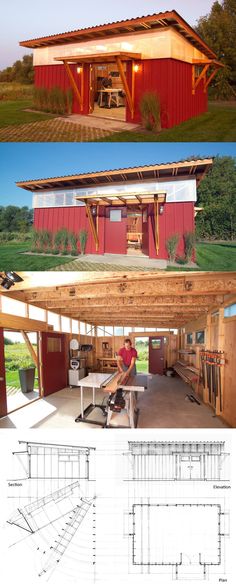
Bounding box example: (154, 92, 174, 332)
(74, 371, 147, 428)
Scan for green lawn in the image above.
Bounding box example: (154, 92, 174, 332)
(196, 242, 236, 271)
(136, 360, 148, 372)
(6, 369, 39, 389)
(0, 241, 235, 272)
(98, 102, 236, 142)
(0, 99, 56, 127)
(0, 243, 77, 270)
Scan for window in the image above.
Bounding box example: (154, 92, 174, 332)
(124, 327, 131, 336)
(47, 337, 61, 352)
(28, 304, 46, 321)
(114, 326, 124, 336)
(224, 303, 236, 318)
(110, 210, 121, 222)
(196, 330, 205, 344)
(47, 311, 60, 331)
(151, 338, 161, 350)
(186, 333, 193, 345)
(79, 321, 86, 335)
(71, 319, 79, 334)
(61, 316, 71, 333)
(1, 297, 26, 317)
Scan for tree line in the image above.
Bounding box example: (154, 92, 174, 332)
(196, 0, 236, 97)
(0, 206, 33, 233)
(0, 54, 34, 84)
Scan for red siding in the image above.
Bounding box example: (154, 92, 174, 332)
(34, 206, 104, 254)
(0, 328, 7, 417)
(126, 58, 207, 128)
(148, 202, 195, 259)
(35, 58, 207, 128)
(34, 201, 195, 260)
(35, 64, 89, 114)
(104, 207, 127, 254)
(41, 332, 67, 396)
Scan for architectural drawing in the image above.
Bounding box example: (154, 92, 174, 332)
(4, 435, 231, 584)
(127, 441, 229, 481)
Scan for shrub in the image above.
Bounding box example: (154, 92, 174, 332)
(39, 229, 53, 251)
(139, 91, 161, 132)
(184, 231, 196, 263)
(30, 228, 40, 250)
(71, 249, 78, 256)
(33, 85, 69, 114)
(68, 230, 78, 252)
(54, 228, 70, 251)
(166, 234, 179, 263)
(52, 249, 59, 255)
(176, 255, 188, 265)
(78, 229, 88, 254)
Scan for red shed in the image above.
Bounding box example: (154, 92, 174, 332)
(17, 158, 212, 261)
(20, 11, 222, 128)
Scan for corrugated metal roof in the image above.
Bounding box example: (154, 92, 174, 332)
(19, 10, 216, 59)
(16, 158, 213, 191)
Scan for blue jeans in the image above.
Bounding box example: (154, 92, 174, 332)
(123, 363, 137, 376)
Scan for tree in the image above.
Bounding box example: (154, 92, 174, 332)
(196, 156, 236, 241)
(196, 1, 236, 93)
(0, 206, 33, 232)
(0, 54, 34, 84)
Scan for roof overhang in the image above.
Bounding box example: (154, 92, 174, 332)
(54, 51, 141, 64)
(16, 158, 213, 193)
(19, 10, 217, 60)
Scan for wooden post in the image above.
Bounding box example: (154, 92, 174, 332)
(63, 60, 83, 111)
(205, 67, 220, 90)
(203, 312, 211, 404)
(154, 196, 159, 255)
(216, 307, 225, 416)
(193, 64, 210, 93)
(21, 331, 38, 367)
(116, 56, 134, 119)
(85, 203, 99, 251)
(192, 65, 196, 95)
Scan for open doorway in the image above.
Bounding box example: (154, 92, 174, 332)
(4, 330, 40, 413)
(135, 337, 149, 373)
(89, 64, 126, 121)
(127, 207, 147, 256)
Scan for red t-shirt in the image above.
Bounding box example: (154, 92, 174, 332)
(118, 347, 137, 367)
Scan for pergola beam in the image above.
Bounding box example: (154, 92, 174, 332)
(85, 202, 99, 251)
(116, 56, 134, 119)
(63, 60, 83, 111)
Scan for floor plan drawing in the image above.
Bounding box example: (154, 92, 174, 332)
(2, 432, 232, 585)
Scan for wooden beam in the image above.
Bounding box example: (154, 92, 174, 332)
(116, 56, 134, 119)
(85, 203, 99, 251)
(21, 331, 38, 367)
(192, 63, 210, 95)
(154, 195, 159, 255)
(39, 295, 222, 309)
(63, 60, 83, 111)
(205, 66, 220, 89)
(0, 312, 52, 332)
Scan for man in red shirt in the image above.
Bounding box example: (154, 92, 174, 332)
(117, 338, 138, 382)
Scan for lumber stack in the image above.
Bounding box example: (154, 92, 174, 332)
(173, 361, 199, 385)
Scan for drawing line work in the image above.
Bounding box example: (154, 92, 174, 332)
(5, 436, 231, 584)
(130, 502, 227, 580)
(127, 441, 229, 481)
(12, 441, 95, 480)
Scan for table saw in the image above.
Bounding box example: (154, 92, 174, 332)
(74, 371, 147, 428)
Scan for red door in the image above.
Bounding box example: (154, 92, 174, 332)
(104, 207, 127, 254)
(0, 328, 7, 417)
(40, 332, 67, 396)
(149, 336, 165, 375)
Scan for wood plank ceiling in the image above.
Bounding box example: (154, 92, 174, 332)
(2, 272, 236, 329)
